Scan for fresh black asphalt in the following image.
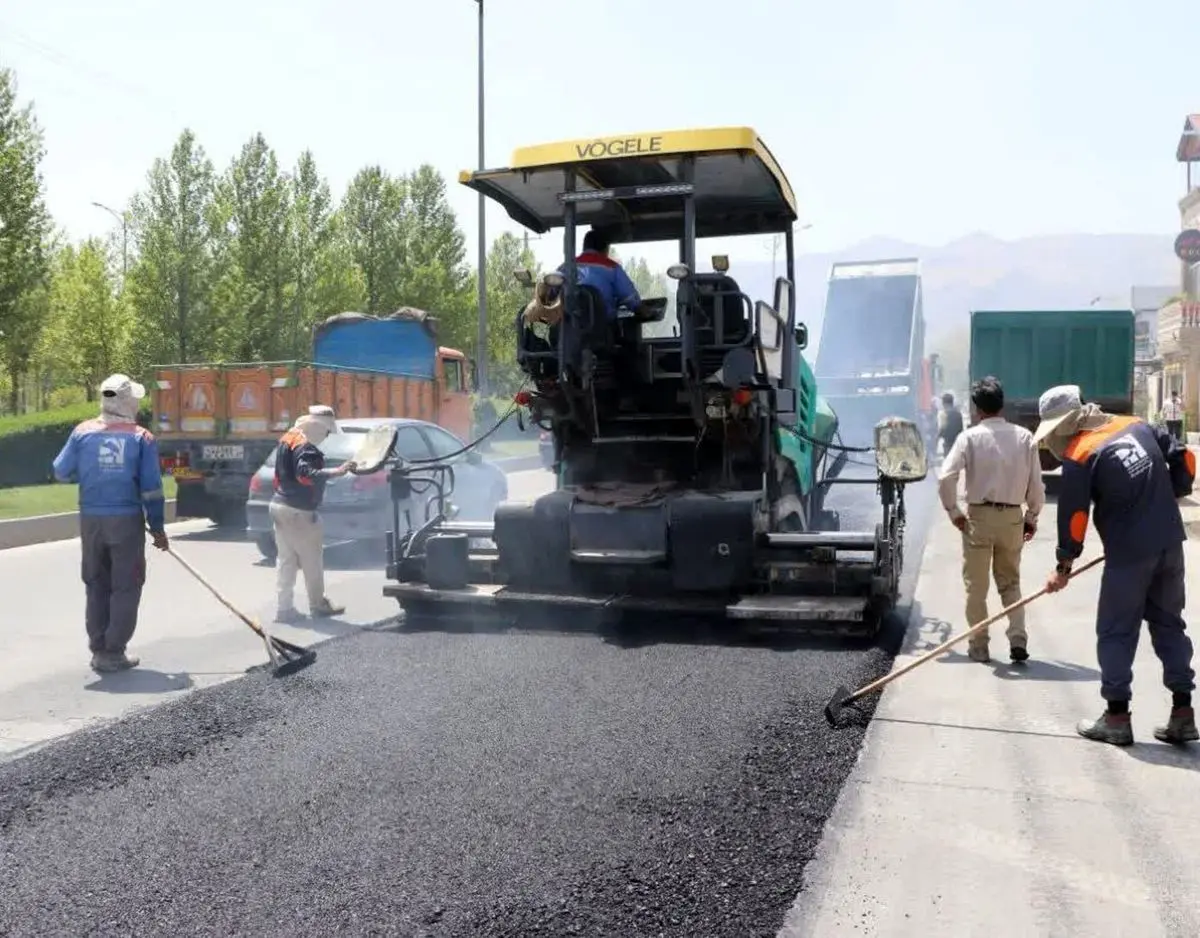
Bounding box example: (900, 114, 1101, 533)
(0, 469, 936, 938)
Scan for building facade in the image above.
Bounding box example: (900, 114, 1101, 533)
(1154, 115, 1200, 428)
(1133, 284, 1173, 418)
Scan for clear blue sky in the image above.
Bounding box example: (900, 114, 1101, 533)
(1, 0, 1196, 272)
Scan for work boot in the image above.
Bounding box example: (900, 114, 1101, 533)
(1010, 644, 1030, 664)
(1153, 707, 1199, 745)
(309, 597, 345, 618)
(967, 643, 990, 663)
(90, 652, 139, 673)
(1076, 711, 1134, 746)
(275, 607, 306, 624)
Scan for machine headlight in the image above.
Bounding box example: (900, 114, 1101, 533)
(873, 417, 928, 482)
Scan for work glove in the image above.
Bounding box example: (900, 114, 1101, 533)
(151, 530, 169, 551)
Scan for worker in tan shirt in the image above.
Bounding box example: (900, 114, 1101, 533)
(938, 376, 1046, 663)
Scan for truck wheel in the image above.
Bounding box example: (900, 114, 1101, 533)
(213, 502, 248, 530)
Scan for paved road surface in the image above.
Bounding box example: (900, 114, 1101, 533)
(0, 469, 552, 760)
(0, 459, 937, 936)
(785, 494, 1200, 938)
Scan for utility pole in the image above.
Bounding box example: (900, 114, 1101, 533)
(91, 201, 128, 287)
(474, 0, 488, 394)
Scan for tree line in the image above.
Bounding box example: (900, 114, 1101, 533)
(0, 65, 668, 415)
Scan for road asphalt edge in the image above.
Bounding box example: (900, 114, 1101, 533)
(774, 599, 926, 937)
(0, 610, 401, 767)
(0, 454, 546, 552)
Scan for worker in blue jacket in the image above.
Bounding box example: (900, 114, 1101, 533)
(558, 228, 643, 320)
(52, 374, 169, 673)
(1037, 384, 1197, 746)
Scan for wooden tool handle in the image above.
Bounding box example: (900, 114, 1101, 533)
(166, 547, 266, 638)
(848, 554, 1105, 705)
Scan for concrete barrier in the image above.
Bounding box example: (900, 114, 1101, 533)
(0, 501, 180, 551)
(0, 456, 546, 552)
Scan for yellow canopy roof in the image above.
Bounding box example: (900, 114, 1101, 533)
(460, 126, 798, 242)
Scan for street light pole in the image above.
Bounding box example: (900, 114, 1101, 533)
(91, 201, 128, 286)
(474, 0, 488, 394)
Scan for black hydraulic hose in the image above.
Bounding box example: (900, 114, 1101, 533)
(406, 385, 530, 464)
(783, 422, 874, 454)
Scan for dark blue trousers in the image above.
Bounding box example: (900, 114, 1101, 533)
(1096, 542, 1196, 701)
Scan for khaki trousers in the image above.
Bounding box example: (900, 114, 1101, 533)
(270, 501, 326, 612)
(962, 504, 1027, 647)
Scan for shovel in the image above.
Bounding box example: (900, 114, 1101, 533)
(165, 546, 318, 677)
(824, 554, 1105, 726)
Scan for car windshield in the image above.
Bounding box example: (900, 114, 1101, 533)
(260, 426, 372, 470)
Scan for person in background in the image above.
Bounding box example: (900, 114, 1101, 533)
(1161, 390, 1184, 443)
(52, 374, 169, 673)
(557, 228, 643, 320)
(938, 392, 964, 456)
(938, 376, 1045, 663)
(1037, 384, 1197, 746)
(270, 405, 355, 622)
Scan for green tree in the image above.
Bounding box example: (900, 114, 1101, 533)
(0, 67, 52, 412)
(39, 239, 130, 396)
(126, 129, 224, 370)
(341, 166, 407, 316)
(219, 132, 293, 360)
(483, 231, 539, 392)
(288, 150, 340, 353)
(396, 164, 474, 350)
(309, 210, 367, 323)
(620, 255, 668, 297)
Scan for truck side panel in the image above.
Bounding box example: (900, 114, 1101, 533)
(152, 366, 222, 437)
(968, 310, 1135, 404)
(814, 259, 925, 439)
(969, 309, 1135, 471)
(313, 317, 437, 378)
(154, 361, 449, 524)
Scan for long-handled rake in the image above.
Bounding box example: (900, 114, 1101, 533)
(823, 554, 1105, 726)
(165, 546, 318, 677)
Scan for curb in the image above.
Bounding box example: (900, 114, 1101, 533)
(1181, 496, 1200, 540)
(0, 458, 548, 553)
(0, 501, 180, 552)
(492, 453, 546, 473)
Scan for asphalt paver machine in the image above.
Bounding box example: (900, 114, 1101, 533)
(375, 127, 927, 637)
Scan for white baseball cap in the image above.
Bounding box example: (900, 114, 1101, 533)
(99, 373, 146, 400)
(305, 404, 338, 433)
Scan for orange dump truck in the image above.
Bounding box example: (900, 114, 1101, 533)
(152, 309, 473, 526)
(916, 353, 943, 448)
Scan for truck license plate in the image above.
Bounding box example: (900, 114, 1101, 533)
(202, 445, 245, 461)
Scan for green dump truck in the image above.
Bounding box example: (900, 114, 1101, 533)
(968, 309, 1135, 471)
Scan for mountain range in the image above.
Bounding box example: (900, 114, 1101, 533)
(724, 232, 1182, 353)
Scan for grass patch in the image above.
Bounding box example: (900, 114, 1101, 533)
(0, 402, 155, 439)
(0, 403, 98, 439)
(0, 477, 178, 521)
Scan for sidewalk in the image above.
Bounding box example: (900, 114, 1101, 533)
(0, 521, 401, 761)
(783, 507, 1200, 938)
